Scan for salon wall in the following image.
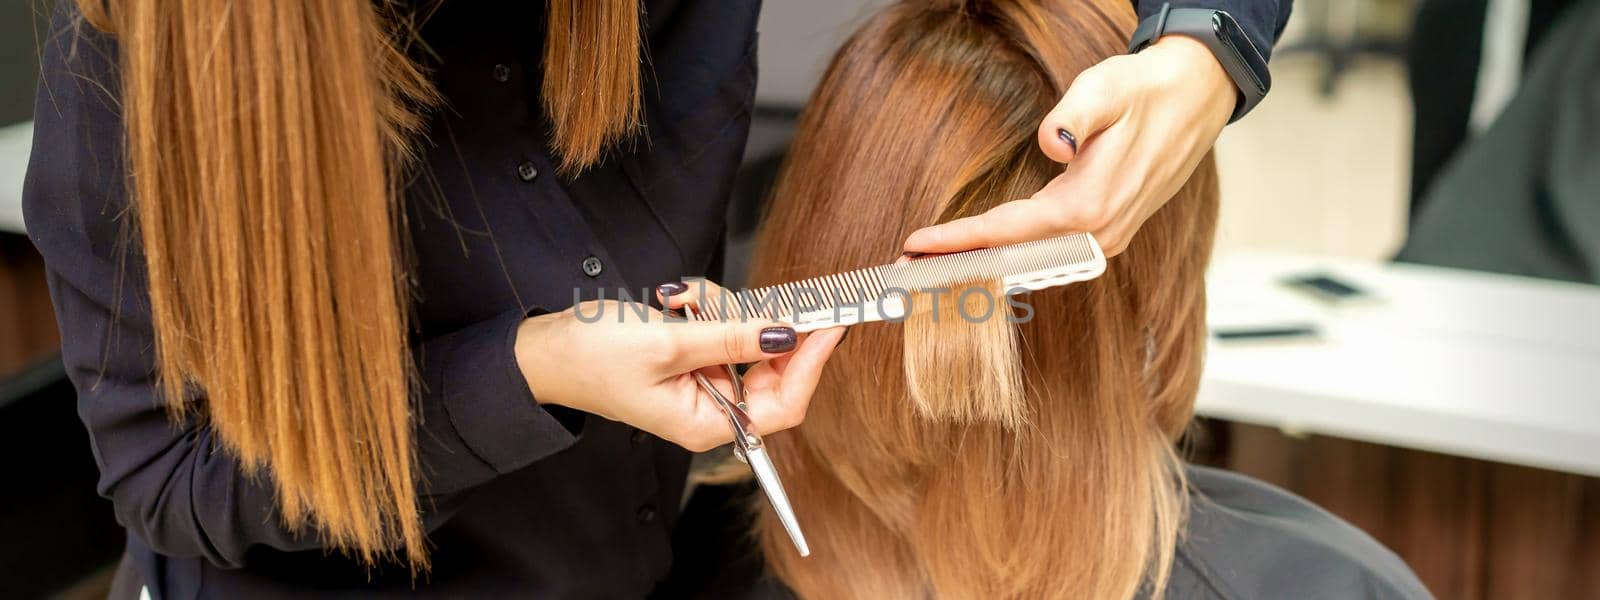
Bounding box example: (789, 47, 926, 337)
(0, 0, 57, 373)
(754, 0, 890, 108)
(0, 1, 50, 126)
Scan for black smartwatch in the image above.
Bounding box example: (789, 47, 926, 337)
(1127, 4, 1271, 123)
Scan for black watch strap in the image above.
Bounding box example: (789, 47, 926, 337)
(1128, 4, 1272, 123)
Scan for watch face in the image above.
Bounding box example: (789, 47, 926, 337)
(1212, 13, 1268, 94)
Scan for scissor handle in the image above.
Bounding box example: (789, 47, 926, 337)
(664, 306, 766, 456)
(661, 307, 808, 556)
(692, 370, 763, 457)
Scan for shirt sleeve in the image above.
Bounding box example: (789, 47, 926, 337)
(21, 4, 580, 569)
(1133, 0, 1295, 62)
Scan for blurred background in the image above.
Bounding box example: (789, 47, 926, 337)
(3, 0, 1597, 597)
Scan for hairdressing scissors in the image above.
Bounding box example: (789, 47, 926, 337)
(667, 306, 810, 557)
(655, 234, 1106, 558)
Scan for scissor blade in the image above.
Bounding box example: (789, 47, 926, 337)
(745, 447, 810, 557)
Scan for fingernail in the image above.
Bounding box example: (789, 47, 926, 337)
(1057, 128, 1077, 153)
(902, 251, 926, 258)
(759, 326, 797, 353)
(656, 281, 688, 298)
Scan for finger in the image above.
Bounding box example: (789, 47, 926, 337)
(749, 327, 814, 378)
(741, 326, 845, 433)
(669, 359, 778, 452)
(657, 278, 742, 318)
(655, 279, 692, 307)
(667, 319, 798, 371)
(693, 364, 741, 400)
(653, 374, 740, 452)
(1037, 64, 1124, 164)
(904, 121, 1135, 255)
(903, 197, 1062, 254)
(896, 251, 951, 264)
(1042, 130, 1143, 256)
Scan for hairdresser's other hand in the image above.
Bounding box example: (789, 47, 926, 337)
(515, 282, 845, 452)
(902, 36, 1234, 257)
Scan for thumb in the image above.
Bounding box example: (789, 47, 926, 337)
(667, 320, 798, 371)
(1037, 66, 1122, 164)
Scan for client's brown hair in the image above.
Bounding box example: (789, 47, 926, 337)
(746, 0, 1220, 597)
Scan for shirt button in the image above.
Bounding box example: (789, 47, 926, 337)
(581, 256, 604, 277)
(516, 161, 538, 182)
(636, 504, 657, 524)
(492, 63, 511, 83)
(630, 428, 650, 446)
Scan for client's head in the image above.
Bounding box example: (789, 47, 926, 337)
(747, 0, 1219, 597)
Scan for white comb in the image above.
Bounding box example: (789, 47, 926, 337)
(693, 232, 1106, 332)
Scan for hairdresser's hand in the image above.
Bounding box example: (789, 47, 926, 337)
(516, 282, 845, 452)
(903, 36, 1234, 257)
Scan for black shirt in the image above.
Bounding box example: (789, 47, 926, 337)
(23, 0, 1290, 597)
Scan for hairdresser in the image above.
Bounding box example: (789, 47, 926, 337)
(23, 1, 1287, 598)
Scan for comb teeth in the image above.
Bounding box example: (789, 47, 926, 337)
(698, 265, 890, 323)
(692, 233, 1105, 329)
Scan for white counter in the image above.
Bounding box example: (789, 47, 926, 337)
(1199, 251, 1600, 477)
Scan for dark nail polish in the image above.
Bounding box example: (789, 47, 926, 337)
(902, 251, 926, 258)
(759, 326, 797, 353)
(656, 281, 688, 298)
(1057, 128, 1078, 153)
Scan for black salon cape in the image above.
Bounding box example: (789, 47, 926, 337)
(23, 0, 1289, 597)
(671, 466, 1431, 599)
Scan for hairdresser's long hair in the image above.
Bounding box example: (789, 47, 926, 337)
(747, 0, 1219, 597)
(74, 0, 643, 568)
